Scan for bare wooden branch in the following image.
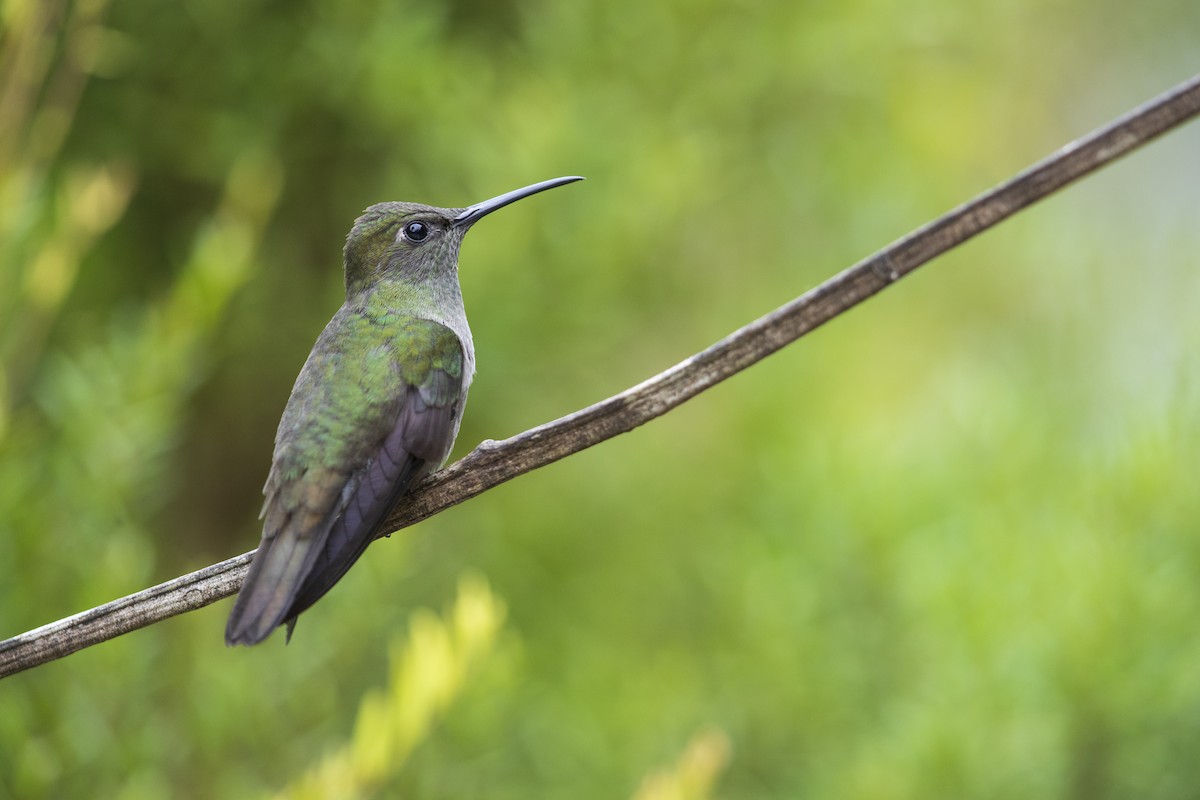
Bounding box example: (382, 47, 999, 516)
(3, 73, 1199, 679)
(0, 554, 253, 677)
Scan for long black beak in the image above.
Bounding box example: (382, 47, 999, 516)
(453, 176, 584, 228)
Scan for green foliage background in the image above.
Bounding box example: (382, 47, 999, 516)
(2, 0, 1199, 797)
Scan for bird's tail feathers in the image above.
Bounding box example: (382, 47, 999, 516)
(225, 517, 329, 646)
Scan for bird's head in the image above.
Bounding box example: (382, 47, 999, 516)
(342, 176, 583, 296)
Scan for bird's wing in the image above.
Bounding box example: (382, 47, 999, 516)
(225, 316, 463, 646)
(283, 364, 460, 623)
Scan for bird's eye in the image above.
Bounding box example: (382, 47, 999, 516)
(402, 221, 430, 242)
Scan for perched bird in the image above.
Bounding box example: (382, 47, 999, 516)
(225, 176, 583, 646)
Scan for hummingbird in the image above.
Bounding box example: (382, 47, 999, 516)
(225, 176, 583, 646)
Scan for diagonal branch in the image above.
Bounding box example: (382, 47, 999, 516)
(3, 73, 1199, 680)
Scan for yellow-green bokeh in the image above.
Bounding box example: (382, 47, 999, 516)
(1, 0, 1198, 797)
